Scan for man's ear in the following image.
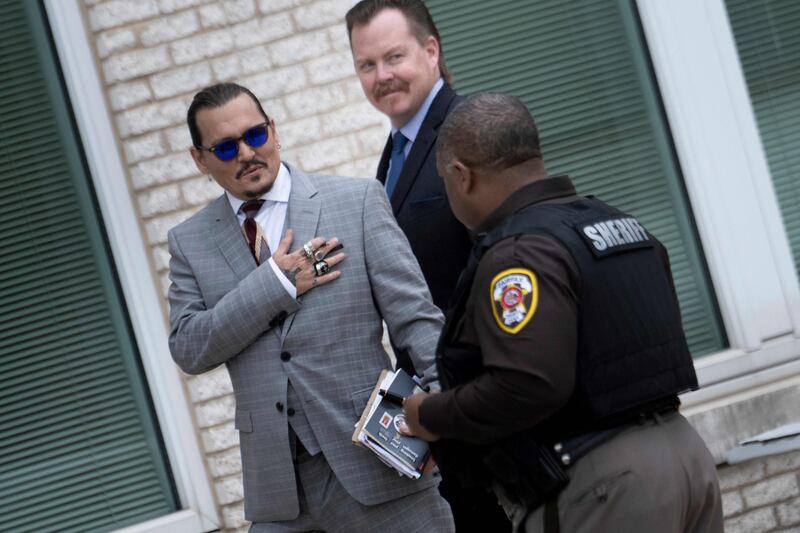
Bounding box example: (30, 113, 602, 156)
(451, 160, 474, 194)
(425, 35, 440, 67)
(269, 120, 280, 149)
(190, 146, 209, 175)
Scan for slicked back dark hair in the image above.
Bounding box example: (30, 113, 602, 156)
(438, 92, 542, 171)
(187, 82, 269, 148)
(345, 0, 452, 84)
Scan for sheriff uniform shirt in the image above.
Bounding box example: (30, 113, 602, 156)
(419, 176, 675, 444)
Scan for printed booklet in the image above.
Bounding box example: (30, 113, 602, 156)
(352, 368, 431, 478)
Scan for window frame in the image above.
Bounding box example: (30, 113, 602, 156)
(636, 0, 800, 408)
(44, 1, 219, 531)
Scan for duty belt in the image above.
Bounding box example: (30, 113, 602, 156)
(552, 403, 679, 467)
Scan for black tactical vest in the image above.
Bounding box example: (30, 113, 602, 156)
(436, 196, 698, 457)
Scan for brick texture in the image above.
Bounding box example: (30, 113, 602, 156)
(726, 508, 778, 533)
(109, 81, 153, 111)
(96, 28, 137, 58)
(103, 45, 172, 83)
(81, 1, 387, 528)
(89, 0, 160, 31)
(208, 447, 244, 478)
(196, 395, 237, 428)
(187, 365, 234, 402)
(742, 473, 800, 508)
(222, 501, 248, 529)
(215, 474, 244, 505)
(777, 495, 800, 527)
(721, 453, 800, 533)
(723, 490, 745, 518)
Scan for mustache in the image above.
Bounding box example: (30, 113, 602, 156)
(374, 79, 409, 99)
(236, 159, 267, 180)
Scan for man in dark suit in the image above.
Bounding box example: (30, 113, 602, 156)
(346, 2, 510, 531)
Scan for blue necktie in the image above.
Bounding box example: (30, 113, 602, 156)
(385, 131, 408, 198)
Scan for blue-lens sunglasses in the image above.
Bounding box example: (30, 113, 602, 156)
(197, 121, 270, 161)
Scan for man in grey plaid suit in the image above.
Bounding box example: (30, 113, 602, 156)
(167, 83, 455, 532)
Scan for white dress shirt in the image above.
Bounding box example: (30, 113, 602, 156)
(225, 162, 296, 298)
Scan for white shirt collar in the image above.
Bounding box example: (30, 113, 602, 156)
(392, 78, 444, 143)
(225, 162, 292, 214)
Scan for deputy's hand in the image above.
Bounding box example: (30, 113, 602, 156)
(273, 229, 346, 296)
(400, 392, 441, 442)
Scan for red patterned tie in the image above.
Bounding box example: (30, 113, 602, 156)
(241, 199, 268, 264)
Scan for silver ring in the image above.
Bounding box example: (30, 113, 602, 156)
(313, 260, 330, 277)
(314, 249, 325, 262)
(303, 242, 315, 260)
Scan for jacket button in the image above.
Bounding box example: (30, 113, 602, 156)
(287, 407, 296, 417)
(280, 351, 291, 362)
(275, 402, 284, 412)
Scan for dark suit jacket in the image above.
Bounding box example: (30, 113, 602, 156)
(377, 82, 472, 312)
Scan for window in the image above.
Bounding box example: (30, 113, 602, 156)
(428, 0, 726, 355)
(0, 2, 177, 530)
(726, 0, 800, 279)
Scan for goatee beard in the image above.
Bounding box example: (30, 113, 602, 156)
(244, 181, 273, 199)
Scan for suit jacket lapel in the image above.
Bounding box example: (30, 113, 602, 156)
(388, 83, 458, 214)
(280, 163, 320, 342)
(211, 195, 256, 282)
(377, 136, 392, 183)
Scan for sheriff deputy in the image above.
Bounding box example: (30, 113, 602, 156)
(400, 92, 723, 533)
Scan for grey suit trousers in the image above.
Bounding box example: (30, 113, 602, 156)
(502, 412, 723, 533)
(249, 452, 454, 533)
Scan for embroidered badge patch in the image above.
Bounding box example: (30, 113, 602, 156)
(490, 268, 538, 334)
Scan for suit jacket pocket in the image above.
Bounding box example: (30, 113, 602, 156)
(406, 195, 445, 221)
(351, 386, 376, 418)
(235, 408, 253, 433)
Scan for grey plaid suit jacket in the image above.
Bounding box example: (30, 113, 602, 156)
(167, 163, 444, 522)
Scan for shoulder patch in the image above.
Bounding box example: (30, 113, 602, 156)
(490, 268, 538, 334)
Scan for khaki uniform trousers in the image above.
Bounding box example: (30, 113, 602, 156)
(504, 411, 723, 533)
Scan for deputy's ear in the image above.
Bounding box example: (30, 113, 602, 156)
(451, 160, 474, 194)
(190, 146, 209, 175)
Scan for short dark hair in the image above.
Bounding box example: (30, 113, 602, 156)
(187, 82, 269, 148)
(438, 92, 542, 171)
(346, 0, 452, 84)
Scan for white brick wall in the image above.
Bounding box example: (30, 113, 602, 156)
(89, 0, 160, 31)
(202, 421, 239, 453)
(208, 447, 244, 478)
(719, 450, 800, 532)
(150, 62, 214, 98)
(96, 27, 137, 58)
(117, 97, 188, 138)
(109, 80, 153, 111)
(103, 45, 172, 83)
(81, 0, 384, 528)
(140, 10, 200, 46)
(124, 132, 166, 164)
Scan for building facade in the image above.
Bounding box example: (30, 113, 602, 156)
(0, 0, 798, 531)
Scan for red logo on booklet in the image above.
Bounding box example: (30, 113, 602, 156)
(379, 412, 392, 429)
